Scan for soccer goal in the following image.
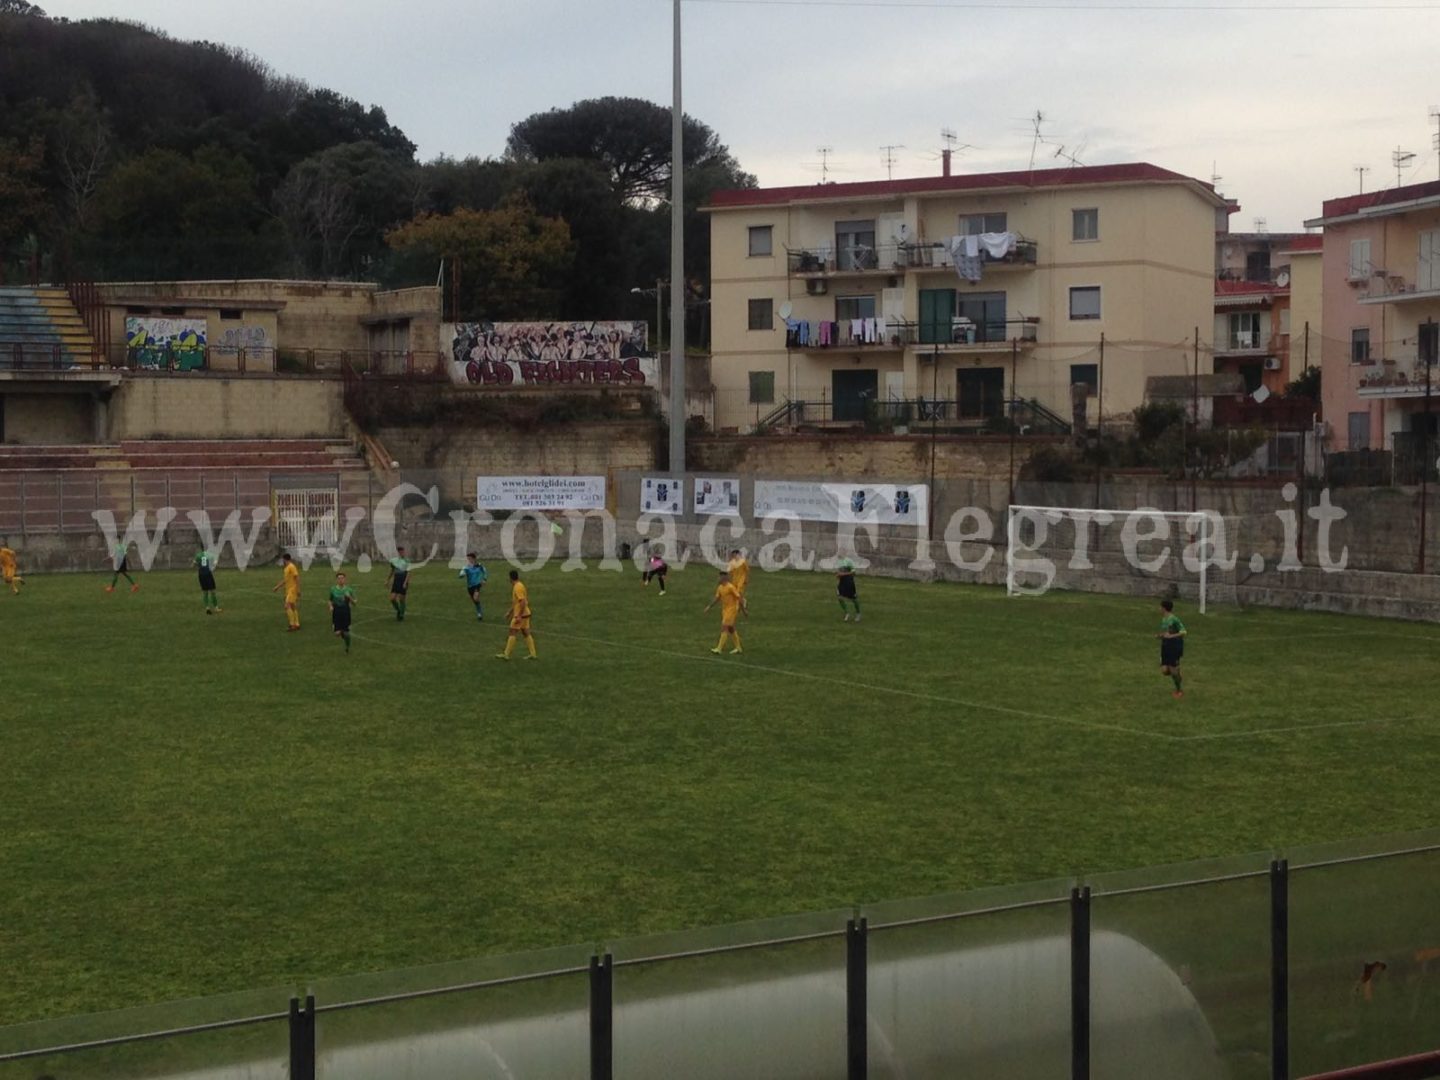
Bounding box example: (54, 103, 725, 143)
(1005, 505, 1239, 614)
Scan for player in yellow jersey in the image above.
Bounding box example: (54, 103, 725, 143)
(272, 552, 302, 631)
(726, 549, 750, 599)
(704, 569, 747, 655)
(496, 569, 537, 660)
(0, 545, 23, 594)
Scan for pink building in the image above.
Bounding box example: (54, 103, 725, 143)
(1310, 179, 1440, 462)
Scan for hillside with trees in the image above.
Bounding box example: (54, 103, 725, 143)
(0, 4, 754, 333)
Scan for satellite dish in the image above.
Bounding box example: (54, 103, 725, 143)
(778, 301, 794, 320)
(1275, 271, 1291, 287)
(1252, 385, 1271, 403)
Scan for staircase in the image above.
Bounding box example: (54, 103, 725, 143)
(0, 286, 98, 369)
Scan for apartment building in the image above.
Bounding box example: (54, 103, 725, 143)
(1308, 178, 1440, 459)
(704, 163, 1228, 433)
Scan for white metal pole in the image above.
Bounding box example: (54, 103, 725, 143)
(1199, 513, 1208, 615)
(668, 0, 686, 474)
(1006, 506, 1016, 596)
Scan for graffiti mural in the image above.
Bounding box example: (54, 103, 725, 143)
(125, 318, 207, 371)
(448, 322, 656, 387)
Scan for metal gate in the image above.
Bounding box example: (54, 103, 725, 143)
(273, 487, 340, 552)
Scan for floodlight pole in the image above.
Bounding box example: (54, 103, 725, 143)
(668, 0, 686, 473)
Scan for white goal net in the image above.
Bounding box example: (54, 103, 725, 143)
(1005, 505, 1241, 613)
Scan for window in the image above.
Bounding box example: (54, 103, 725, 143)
(1420, 230, 1440, 292)
(960, 213, 1007, 236)
(1348, 411, 1370, 450)
(1350, 327, 1370, 364)
(747, 298, 773, 331)
(124, 306, 151, 316)
(1279, 308, 1291, 336)
(958, 291, 1007, 343)
(218, 308, 243, 320)
(1072, 208, 1099, 242)
(1069, 286, 1101, 320)
(1240, 362, 1264, 394)
(1228, 312, 1261, 350)
(1070, 364, 1099, 394)
(748, 370, 775, 404)
(835, 294, 877, 322)
(1245, 250, 1270, 283)
(1348, 238, 1371, 281)
(1420, 321, 1439, 366)
(835, 220, 877, 271)
(747, 226, 773, 257)
(160, 306, 185, 316)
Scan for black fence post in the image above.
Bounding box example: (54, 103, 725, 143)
(847, 917, 867, 1080)
(1071, 886, 1091, 1080)
(288, 994, 316, 1080)
(590, 953, 613, 1080)
(1271, 859, 1290, 1080)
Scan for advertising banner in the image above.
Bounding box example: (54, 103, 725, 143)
(752, 481, 928, 526)
(475, 476, 607, 512)
(640, 477, 684, 515)
(449, 322, 657, 387)
(692, 476, 741, 517)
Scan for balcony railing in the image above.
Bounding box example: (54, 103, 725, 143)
(785, 238, 1039, 276)
(1356, 357, 1440, 396)
(902, 238, 1038, 270)
(1359, 273, 1440, 305)
(785, 317, 1039, 351)
(1215, 332, 1267, 354)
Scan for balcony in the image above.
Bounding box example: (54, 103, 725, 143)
(1359, 274, 1440, 306)
(1213, 332, 1269, 358)
(1356, 357, 1440, 398)
(903, 238, 1038, 271)
(786, 317, 1039, 353)
(786, 243, 908, 277)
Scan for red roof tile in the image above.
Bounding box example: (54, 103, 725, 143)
(1318, 178, 1440, 221)
(1281, 234, 1323, 252)
(706, 162, 1218, 209)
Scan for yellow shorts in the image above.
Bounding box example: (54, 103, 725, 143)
(721, 609, 740, 626)
(509, 617, 532, 632)
(285, 590, 300, 605)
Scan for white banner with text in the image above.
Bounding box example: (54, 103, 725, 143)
(692, 476, 742, 517)
(752, 481, 928, 526)
(475, 476, 607, 512)
(640, 477, 684, 515)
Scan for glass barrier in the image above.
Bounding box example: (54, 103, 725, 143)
(1289, 839, 1440, 1076)
(611, 907, 851, 1079)
(864, 878, 1073, 1079)
(0, 986, 293, 1080)
(1089, 853, 1272, 1080)
(311, 943, 595, 1080)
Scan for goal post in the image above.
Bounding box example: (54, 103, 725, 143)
(1005, 505, 1239, 614)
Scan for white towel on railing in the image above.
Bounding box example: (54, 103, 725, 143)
(978, 231, 1017, 259)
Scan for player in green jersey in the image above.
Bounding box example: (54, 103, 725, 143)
(835, 557, 861, 621)
(106, 542, 139, 593)
(328, 572, 357, 653)
(385, 546, 411, 622)
(194, 548, 221, 613)
(1157, 599, 1187, 698)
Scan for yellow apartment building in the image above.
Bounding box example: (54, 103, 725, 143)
(704, 163, 1228, 433)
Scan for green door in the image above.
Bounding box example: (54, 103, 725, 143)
(919, 288, 956, 345)
(832, 369, 878, 422)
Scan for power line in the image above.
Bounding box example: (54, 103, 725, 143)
(689, 0, 1440, 10)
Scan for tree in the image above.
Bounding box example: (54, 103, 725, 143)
(385, 201, 573, 321)
(0, 136, 49, 267)
(1284, 365, 1321, 400)
(506, 96, 754, 207)
(0, 0, 45, 15)
(52, 87, 112, 228)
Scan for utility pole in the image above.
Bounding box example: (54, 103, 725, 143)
(879, 144, 905, 181)
(1354, 165, 1370, 194)
(1422, 317, 1435, 574)
(1431, 107, 1440, 180)
(1192, 327, 1200, 513)
(1009, 339, 1018, 505)
(668, 0, 686, 475)
(928, 345, 939, 540)
(1095, 332, 1105, 508)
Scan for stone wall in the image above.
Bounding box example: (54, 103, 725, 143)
(689, 434, 1058, 480)
(109, 376, 347, 440)
(2, 392, 95, 444)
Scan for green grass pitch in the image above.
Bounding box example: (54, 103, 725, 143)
(3, 559, 1438, 1025)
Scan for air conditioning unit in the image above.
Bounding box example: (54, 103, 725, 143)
(806, 278, 828, 296)
(1264, 357, 1282, 371)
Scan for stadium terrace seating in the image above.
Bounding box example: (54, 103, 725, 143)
(0, 439, 365, 472)
(0, 286, 96, 367)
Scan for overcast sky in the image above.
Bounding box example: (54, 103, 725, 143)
(42, 0, 1440, 231)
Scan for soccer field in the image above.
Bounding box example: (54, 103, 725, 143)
(4, 559, 1438, 1025)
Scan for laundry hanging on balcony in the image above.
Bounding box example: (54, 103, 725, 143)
(947, 232, 1019, 284)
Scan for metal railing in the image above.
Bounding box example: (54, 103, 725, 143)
(5, 830, 1440, 1078)
(786, 239, 1039, 276)
(901, 237, 1039, 269)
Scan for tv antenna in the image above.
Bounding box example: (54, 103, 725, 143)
(1253, 217, 1268, 235)
(817, 146, 834, 184)
(1431, 106, 1440, 180)
(1393, 146, 1416, 187)
(1210, 161, 1223, 189)
(1354, 164, 1370, 193)
(1052, 139, 1087, 168)
(1028, 110, 1047, 171)
(879, 144, 906, 181)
